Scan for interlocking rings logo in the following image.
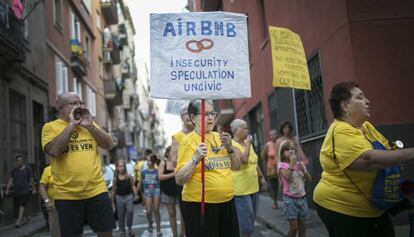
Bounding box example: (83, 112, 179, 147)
(185, 38, 214, 53)
(71, 131, 79, 140)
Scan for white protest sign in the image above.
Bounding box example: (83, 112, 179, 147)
(150, 12, 251, 99)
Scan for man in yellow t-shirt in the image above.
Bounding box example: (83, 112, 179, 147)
(230, 119, 267, 237)
(39, 164, 60, 237)
(41, 92, 115, 237)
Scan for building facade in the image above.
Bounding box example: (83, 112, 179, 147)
(0, 0, 48, 224)
(189, 0, 414, 207)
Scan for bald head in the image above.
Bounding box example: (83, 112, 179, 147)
(57, 92, 81, 107)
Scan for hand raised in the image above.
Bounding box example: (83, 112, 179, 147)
(79, 108, 93, 129)
(220, 132, 232, 149)
(69, 106, 82, 126)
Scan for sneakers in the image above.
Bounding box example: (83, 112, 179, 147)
(139, 209, 147, 216)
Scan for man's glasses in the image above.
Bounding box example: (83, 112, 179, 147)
(65, 101, 85, 106)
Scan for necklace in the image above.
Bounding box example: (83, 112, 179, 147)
(194, 131, 221, 153)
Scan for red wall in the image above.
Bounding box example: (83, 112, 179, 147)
(191, 0, 414, 141)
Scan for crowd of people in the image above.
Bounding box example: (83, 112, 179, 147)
(3, 82, 414, 237)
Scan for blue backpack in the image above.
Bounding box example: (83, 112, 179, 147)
(370, 141, 403, 210)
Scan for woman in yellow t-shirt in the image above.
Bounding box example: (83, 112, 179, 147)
(313, 81, 414, 237)
(39, 164, 60, 237)
(175, 100, 241, 237)
(230, 119, 267, 237)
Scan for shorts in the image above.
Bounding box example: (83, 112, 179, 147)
(54, 192, 115, 237)
(161, 192, 178, 204)
(144, 188, 160, 198)
(14, 193, 31, 207)
(234, 192, 259, 235)
(283, 195, 308, 220)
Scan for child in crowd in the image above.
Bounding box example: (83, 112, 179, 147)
(138, 154, 162, 236)
(112, 160, 138, 237)
(278, 140, 312, 237)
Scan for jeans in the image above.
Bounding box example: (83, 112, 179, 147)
(116, 194, 134, 231)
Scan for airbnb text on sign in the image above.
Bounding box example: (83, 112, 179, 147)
(150, 12, 251, 99)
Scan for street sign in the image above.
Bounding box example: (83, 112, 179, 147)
(150, 12, 251, 99)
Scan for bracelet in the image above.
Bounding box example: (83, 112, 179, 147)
(227, 146, 234, 153)
(191, 157, 198, 166)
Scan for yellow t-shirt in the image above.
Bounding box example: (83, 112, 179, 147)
(313, 120, 386, 217)
(41, 119, 107, 200)
(173, 131, 186, 144)
(40, 166, 55, 201)
(134, 159, 159, 182)
(232, 140, 259, 196)
(176, 131, 234, 203)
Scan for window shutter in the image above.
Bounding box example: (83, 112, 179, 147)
(70, 11, 75, 39)
(76, 22, 81, 42)
(56, 62, 63, 94)
(62, 66, 68, 93)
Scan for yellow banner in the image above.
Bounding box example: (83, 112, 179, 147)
(269, 26, 311, 90)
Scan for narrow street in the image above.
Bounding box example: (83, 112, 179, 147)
(32, 201, 282, 237)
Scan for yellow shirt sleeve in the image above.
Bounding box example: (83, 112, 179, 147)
(40, 166, 51, 185)
(332, 123, 372, 169)
(176, 139, 195, 172)
(41, 122, 57, 151)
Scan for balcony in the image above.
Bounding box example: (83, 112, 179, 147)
(118, 23, 128, 46)
(104, 77, 123, 106)
(0, 3, 26, 63)
(121, 62, 130, 79)
(111, 35, 121, 64)
(70, 39, 87, 77)
(100, 0, 118, 25)
(131, 63, 137, 82)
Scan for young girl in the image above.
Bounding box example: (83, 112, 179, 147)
(138, 154, 162, 236)
(112, 160, 138, 237)
(278, 140, 312, 237)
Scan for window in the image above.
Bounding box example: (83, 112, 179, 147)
(295, 53, 327, 138)
(70, 10, 81, 42)
(81, 0, 92, 14)
(55, 57, 68, 95)
(267, 90, 279, 129)
(9, 89, 28, 161)
(96, 11, 101, 31)
(99, 58, 104, 78)
(85, 34, 91, 61)
(87, 86, 96, 117)
(73, 78, 83, 99)
(54, 0, 63, 28)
